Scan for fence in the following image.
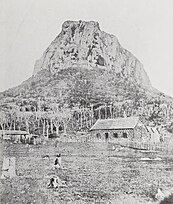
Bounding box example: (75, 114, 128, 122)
(60, 134, 173, 153)
(112, 138, 171, 152)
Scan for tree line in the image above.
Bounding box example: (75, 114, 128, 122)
(0, 97, 173, 136)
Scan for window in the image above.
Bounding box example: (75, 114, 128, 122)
(96, 133, 101, 139)
(123, 132, 127, 138)
(113, 133, 118, 138)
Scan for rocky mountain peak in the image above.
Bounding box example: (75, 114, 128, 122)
(61, 20, 100, 33)
(33, 20, 152, 89)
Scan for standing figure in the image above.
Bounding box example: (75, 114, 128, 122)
(54, 154, 62, 169)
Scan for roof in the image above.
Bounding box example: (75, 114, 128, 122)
(0, 130, 29, 135)
(146, 127, 161, 135)
(90, 117, 140, 131)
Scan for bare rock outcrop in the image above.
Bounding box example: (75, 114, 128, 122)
(33, 20, 152, 89)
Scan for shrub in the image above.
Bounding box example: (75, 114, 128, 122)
(160, 194, 173, 204)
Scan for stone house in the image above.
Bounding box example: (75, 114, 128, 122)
(90, 117, 149, 142)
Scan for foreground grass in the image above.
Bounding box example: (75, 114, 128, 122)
(0, 140, 173, 204)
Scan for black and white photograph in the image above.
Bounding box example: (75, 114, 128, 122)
(0, 0, 173, 203)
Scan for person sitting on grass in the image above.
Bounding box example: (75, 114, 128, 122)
(54, 153, 62, 169)
(47, 177, 55, 188)
(47, 177, 59, 189)
(47, 176, 66, 189)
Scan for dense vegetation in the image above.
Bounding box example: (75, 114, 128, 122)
(0, 68, 173, 135)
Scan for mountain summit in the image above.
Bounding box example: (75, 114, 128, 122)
(1, 20, 173, 130)
(33, 20, 151, 89)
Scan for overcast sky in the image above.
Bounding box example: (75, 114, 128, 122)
(0, 0, 173, 97)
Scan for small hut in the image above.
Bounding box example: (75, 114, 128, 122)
(0, 130, 30, 143)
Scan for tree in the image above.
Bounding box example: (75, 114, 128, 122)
(0, 111, 7, 131)
(61, 108, 71, 134)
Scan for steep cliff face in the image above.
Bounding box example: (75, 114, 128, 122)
(1, 20, 173, 130)
(33, 20, 151, 89)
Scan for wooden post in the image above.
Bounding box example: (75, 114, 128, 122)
(99, 108, 101, 119)
(83, 108, 86, 128)
(91, 104, 94, 125)
(43, 119, 45, 137)
(105, 105, 107, 119)
(80, 110, 82, 129)
(56, 124, 59, 137)
(13, 120, 16, 130)
(46, 120, 49, 138)
(1, 157, 16, 179)
(50, 119, 53, 133)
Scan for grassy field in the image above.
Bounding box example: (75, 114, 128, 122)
(0, 139, 173, 204)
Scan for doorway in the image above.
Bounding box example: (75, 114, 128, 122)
(105, 132, 109, 140)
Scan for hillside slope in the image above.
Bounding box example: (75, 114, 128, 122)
(1, 21, 158, 101)
(1, 20, 173, 129)
(33, 20, 152, 88)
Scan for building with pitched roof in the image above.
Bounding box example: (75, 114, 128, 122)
(0, 130, 35, 144)
(90, 117, 149, 142)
